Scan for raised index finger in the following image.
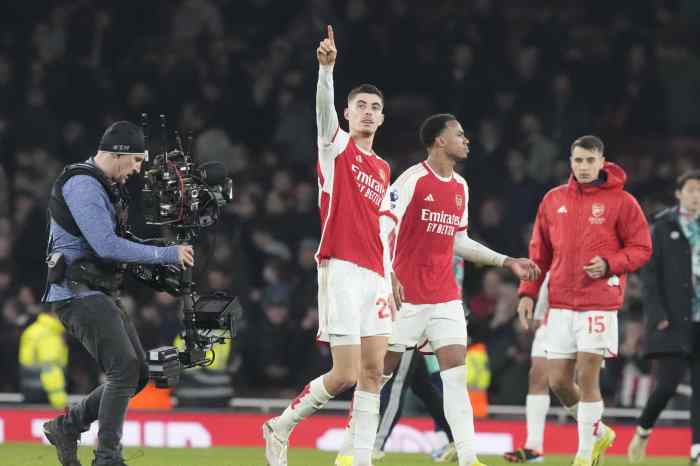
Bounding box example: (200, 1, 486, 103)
(327, 25, 335, 44)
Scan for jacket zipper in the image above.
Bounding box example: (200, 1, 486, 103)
(573, 186, 583, 308)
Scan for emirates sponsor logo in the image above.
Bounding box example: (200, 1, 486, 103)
(351, 164, 386, 206)
(421, 208, 461, 236)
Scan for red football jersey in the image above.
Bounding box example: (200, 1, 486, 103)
(380, 162, 469, 304)
(316, 128, 391, 277)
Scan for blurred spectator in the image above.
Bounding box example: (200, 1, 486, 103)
(500, 149, 544, 243)
(292, 237, 319, 319)
(486, 277, 531, 404)
(437, 43, 484, 129)
(474, 198, 511, 253)
(609, 44, 667, 135)
(520, 113, 559, 185)
(239, 284, 298, 394)
(467, 269, 503, 342)
(19, 307, 68, 408)
(542, 72, 590, 145)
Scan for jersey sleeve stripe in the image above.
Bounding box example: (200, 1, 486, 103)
(330, 125, 340, 143)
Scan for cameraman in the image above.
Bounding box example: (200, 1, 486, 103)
(41, 121, 194, 466)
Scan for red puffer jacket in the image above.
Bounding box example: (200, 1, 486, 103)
(519, 162, 652, 311)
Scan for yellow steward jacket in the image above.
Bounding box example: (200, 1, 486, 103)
(19, 313, 68, 409)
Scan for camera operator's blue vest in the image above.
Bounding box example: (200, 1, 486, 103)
(48, 162, 127, 238)
(43, 162, 128, 301)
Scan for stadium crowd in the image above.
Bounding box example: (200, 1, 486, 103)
(0, 0, 699, 407)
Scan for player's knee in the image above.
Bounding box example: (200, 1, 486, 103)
(383, 351, 402, 375)
(359, 364, 384, 388)
(529, 364, 549, 392)
(548, 372, 572, 395)
(335, 375, 357, 393)
(327, 367, 358, 393)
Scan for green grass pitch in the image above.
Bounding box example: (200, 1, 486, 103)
(0, 444, 689, 466)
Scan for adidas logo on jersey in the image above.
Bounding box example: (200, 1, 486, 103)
(424, 194, 435, 202)
(557, 205, 568, 214)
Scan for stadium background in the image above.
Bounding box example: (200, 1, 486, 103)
(0, 0, 699, 450)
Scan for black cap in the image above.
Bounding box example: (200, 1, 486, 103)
(98, 121, 146, 154)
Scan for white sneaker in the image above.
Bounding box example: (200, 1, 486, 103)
(627, 430, 649, 464)
(263, 418, 288, 466)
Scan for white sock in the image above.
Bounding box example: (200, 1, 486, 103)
(524, 394, 550, 452)
(274, 375, 333, 440)
(691, 444, 700, 458)
(352, 391, 380, 466)
(636, 425, 652, 437)
(440, 365, 477, 466)
(565, 402, 579, 420)
(338, 374, 392, 457)
(337, 393, 356, 457)
(576, 400, 604, 460)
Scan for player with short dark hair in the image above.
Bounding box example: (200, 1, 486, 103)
(419, 113, 458, 149)
(570, 135, 604, 155)
(348, 84, 384, 104)
(263, 26, 393, 466)
(335, 113, 540, 466)
(518, 135, 652, 466)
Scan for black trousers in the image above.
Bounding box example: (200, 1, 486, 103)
(55, 294, 149, 463)
(375, 348, 453, 451)
(638, 324, 700, 444)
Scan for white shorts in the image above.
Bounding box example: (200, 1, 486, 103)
(531, 321, 547, 358)
(545, 308, 619, 359)
(388, 300, 467, 353)
(316, 259, 392, 346)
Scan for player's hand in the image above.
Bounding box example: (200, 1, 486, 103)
(317, 25, 337, 66)
(388, 294, 397, 321)
(532, 319, 542, 332)
(391, 272, 405, 311)
(583, 256, 608, 279)
(177, 245, 194, 268)
(505, 257, 541, 281)
(517, 296, 535, 330)
(657, 319, 670, 331)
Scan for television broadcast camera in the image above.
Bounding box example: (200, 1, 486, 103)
(127, 114, 242, 388)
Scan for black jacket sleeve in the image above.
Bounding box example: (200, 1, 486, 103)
(640, 222, 669, 327)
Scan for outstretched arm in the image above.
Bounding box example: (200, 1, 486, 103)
(453, 230, 540, 281)
(64, 176, 181, 265)
(316, 25, 340, 147)
(453, 230, 507, 267)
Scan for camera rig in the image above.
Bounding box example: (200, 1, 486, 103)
(127, 114, 241, 388)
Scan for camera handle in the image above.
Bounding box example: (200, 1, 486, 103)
(175, 228, 206, 367)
